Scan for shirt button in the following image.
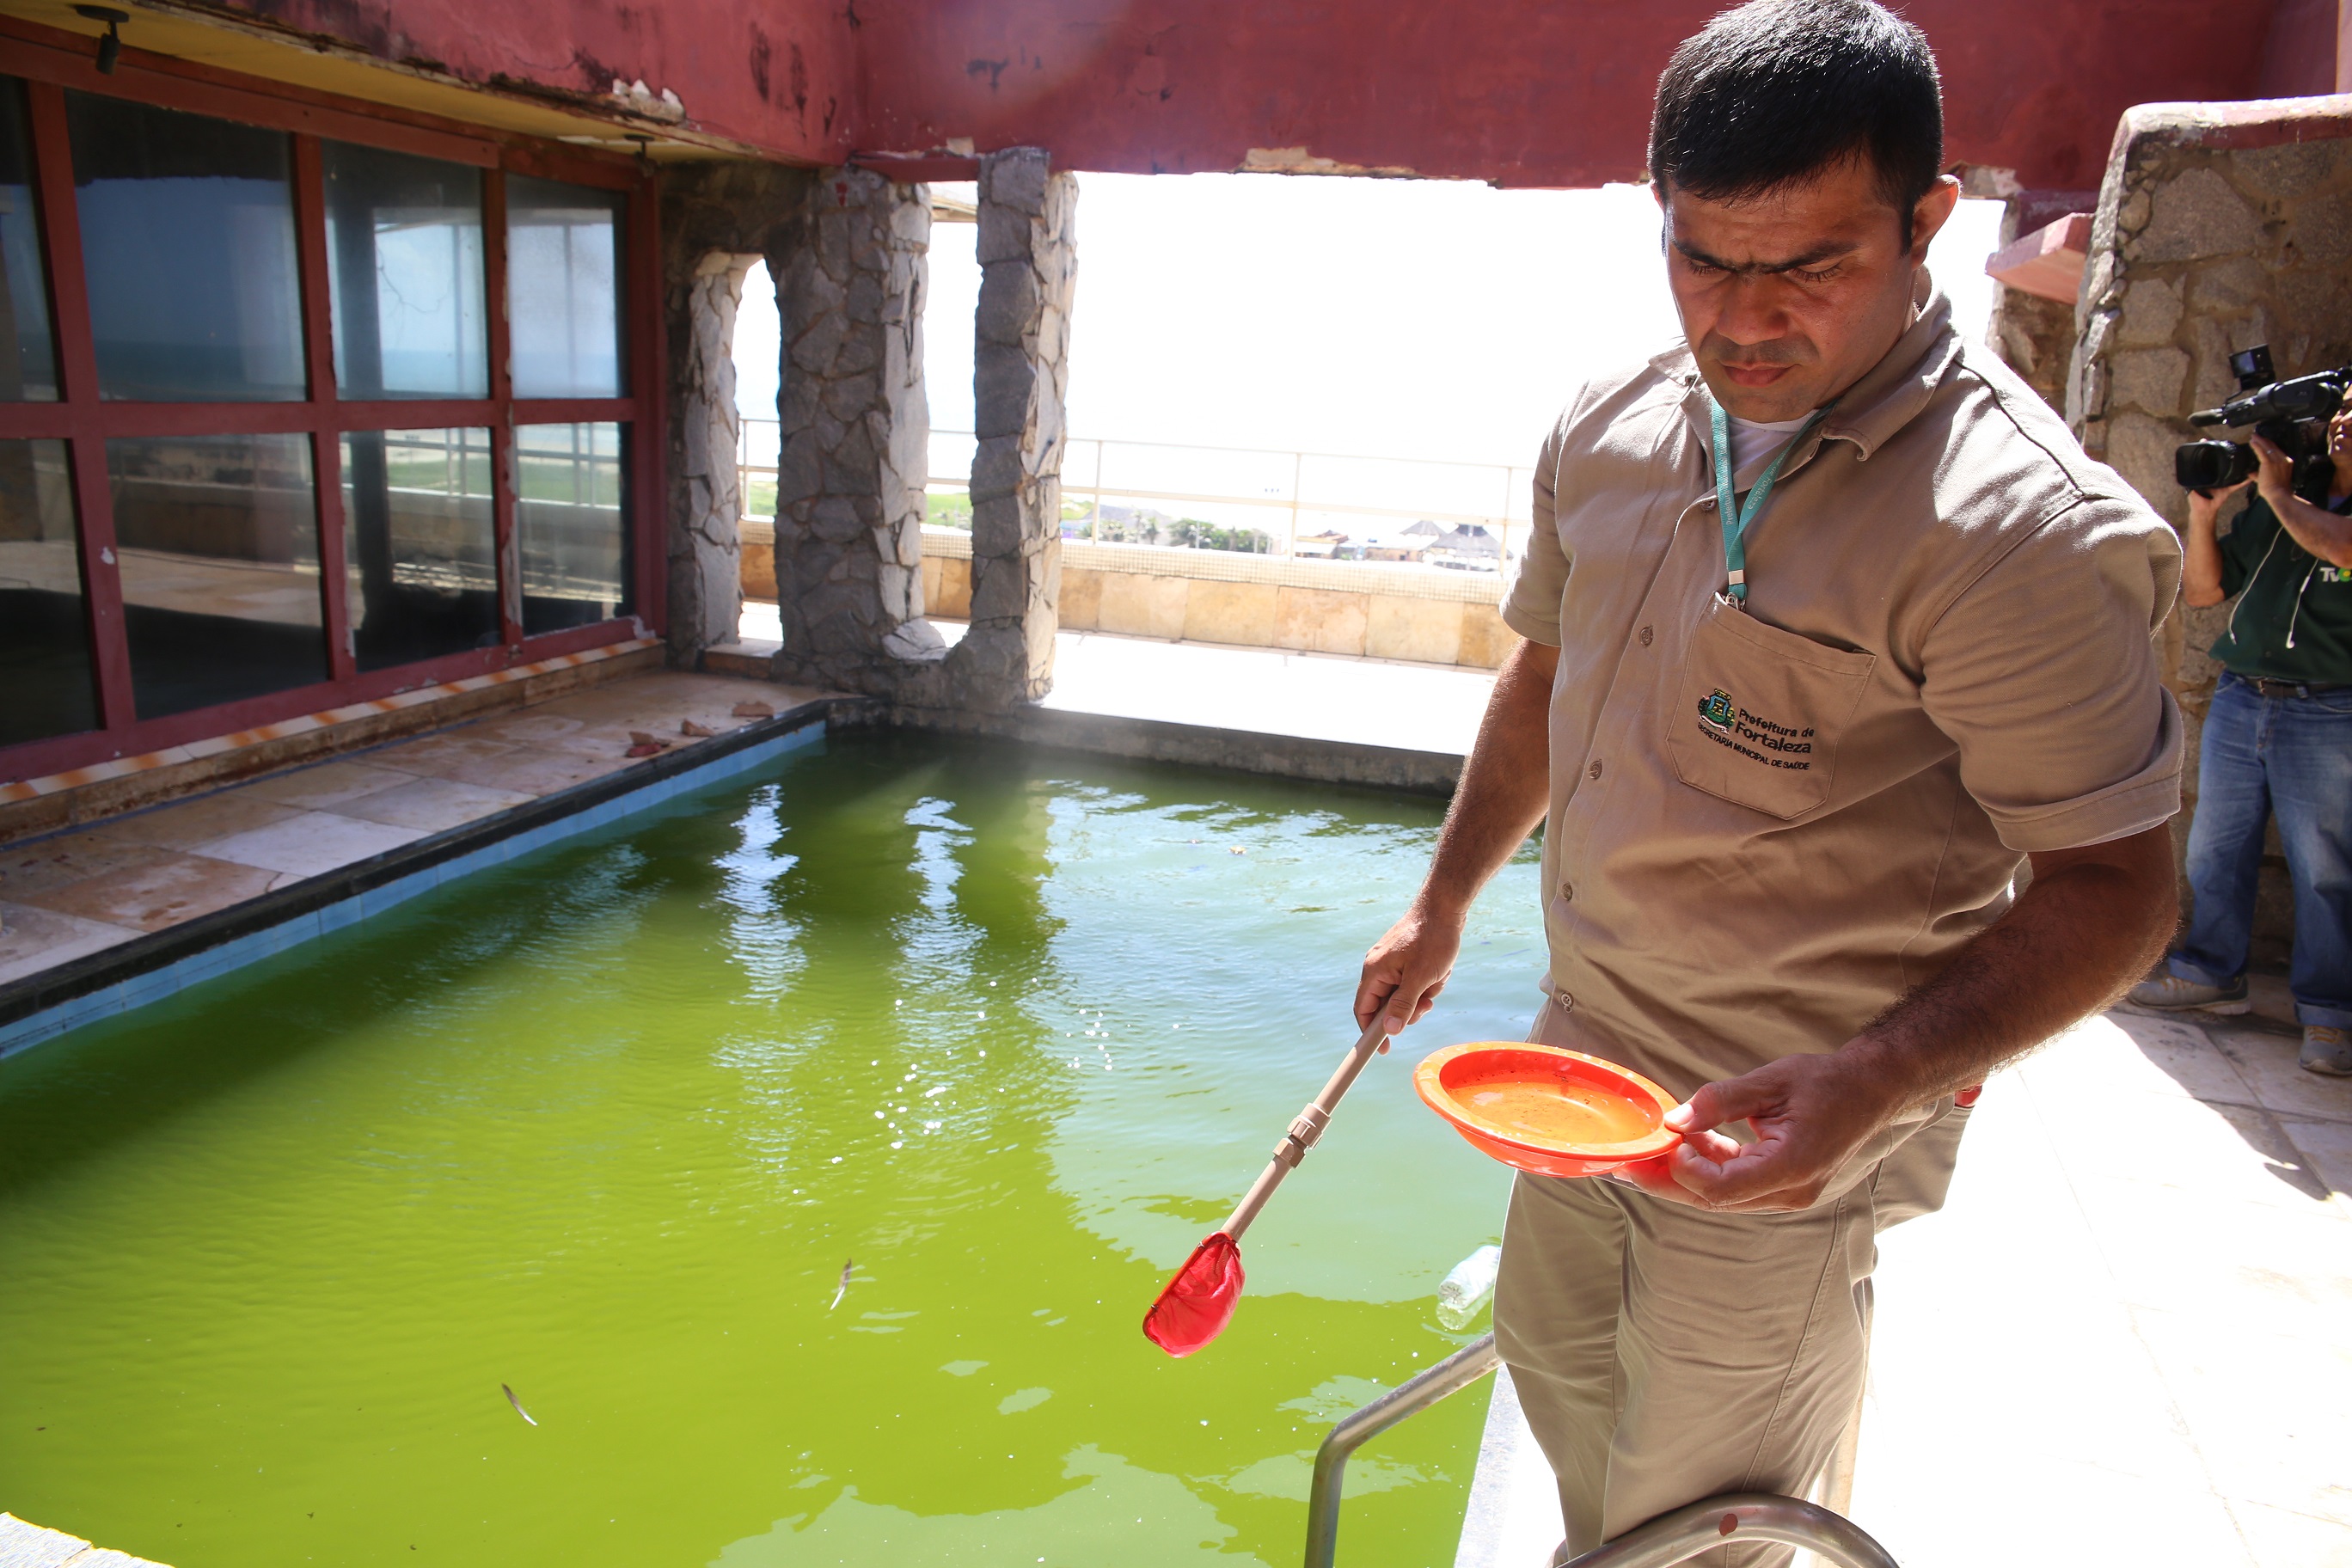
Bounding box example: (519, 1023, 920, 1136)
(1638, 625, 1654, 647)
(1587, 759, 1603, 781)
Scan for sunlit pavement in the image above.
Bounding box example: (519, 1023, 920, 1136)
(1458, 1009, 2352, 1568)
(734, 605, 1498, 757)
(1845, 1007, 2352, 1568)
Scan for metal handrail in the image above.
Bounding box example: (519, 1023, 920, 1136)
(1305, 1333, 1501, 1567)
(1302, 1332, 1900, 1568)
(734, 417, 1532, 562)
(1557, 1494, 1898, 1568)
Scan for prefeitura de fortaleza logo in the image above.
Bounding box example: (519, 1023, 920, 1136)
(1697, 689, 1736, 736)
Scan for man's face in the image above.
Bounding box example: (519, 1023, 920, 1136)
(1657, 159, 1959, 422)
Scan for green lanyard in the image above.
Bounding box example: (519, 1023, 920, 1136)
(1710, 399, 1830, 607)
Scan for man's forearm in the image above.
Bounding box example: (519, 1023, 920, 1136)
(2181, 504, 2226, 609)
(1415, 638, 1559, 918)
(1838, 823, 2179, 1108)
(2264, 488, 2352, 568)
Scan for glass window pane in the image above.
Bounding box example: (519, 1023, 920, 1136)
(517, 420, 628, 633)
(110, 433, 327, 719)
(506, 175, 624, 398)
(0, 438, 96, 745)
(0, 79, 58, 401)
(67, 95, 304, 402)
(343, 427, 497, 671)
(324, 143, 486, 400)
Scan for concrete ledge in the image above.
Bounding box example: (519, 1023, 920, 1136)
(1453, 1368, 1563, 1568)
(701, 637, 783, 678)
(0, 1511, 168, 1567)
(0, 641, 665, 848)
(852, 701, 1464, 796)
(0, 700, 841, 1057)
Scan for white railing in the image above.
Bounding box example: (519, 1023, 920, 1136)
(735, 418, 1532, 571)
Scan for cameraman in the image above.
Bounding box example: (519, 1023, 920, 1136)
(2130, 402, 2352, 1075)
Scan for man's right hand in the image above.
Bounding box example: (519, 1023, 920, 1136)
(1356, 902, 1465, 1037)
(1351, 637, 1559, 1043)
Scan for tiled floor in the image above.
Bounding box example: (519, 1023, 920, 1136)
(1460, 1007, 2352, 1568)
(1851, 1006, 2352, 1568)
(0, 671, 823, 991)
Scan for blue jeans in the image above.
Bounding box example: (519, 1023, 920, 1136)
(2170, 672, 2352, 1027)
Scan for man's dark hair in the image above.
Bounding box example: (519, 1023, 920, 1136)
(1650, 0, 1944, 246)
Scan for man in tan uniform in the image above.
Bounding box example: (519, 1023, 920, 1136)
(1357, 3, 2184, 1562)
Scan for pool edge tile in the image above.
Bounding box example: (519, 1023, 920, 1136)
(0, 711, 833, 1057)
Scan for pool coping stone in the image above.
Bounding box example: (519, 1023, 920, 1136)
(0, 699, 839, 1058)
(861, 701, 1466, 796)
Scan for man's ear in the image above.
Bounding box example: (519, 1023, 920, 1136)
(1908, 175, 1963, 260)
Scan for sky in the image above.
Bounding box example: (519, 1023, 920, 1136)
(734, 175, 2005, 530)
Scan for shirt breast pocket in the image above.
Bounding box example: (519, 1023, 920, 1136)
(1667, 594, 1876, 820)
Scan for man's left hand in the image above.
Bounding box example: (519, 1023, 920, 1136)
(2251, 432, 2297, 509)
(1609, 1050, 1907, 1212)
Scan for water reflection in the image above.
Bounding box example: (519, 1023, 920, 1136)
(0, 733, 1529, 1568)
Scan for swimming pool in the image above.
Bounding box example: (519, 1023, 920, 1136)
(0, 731, 1543, 1566)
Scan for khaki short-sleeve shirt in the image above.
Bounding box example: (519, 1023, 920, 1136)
(1503, 290, 2183, 1096)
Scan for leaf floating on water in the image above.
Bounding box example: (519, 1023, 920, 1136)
(830, 1257, 854, 1311)
(502, 1383, 537, 1426)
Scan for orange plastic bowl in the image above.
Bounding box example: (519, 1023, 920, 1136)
(1414, 1043, 1682, 1178)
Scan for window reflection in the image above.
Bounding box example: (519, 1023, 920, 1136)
(67, 95, 304, 402)
(0, 439, 96, 745)
(506, 176, 624, 398)
(517, 421, 628, 633)
(109, 433, 327, 718)
(343, 427, 498, 671)
(324, 143, 486, 400)
(0, 79, 58, 402)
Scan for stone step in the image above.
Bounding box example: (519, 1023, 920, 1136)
(701, 639, 782, 680)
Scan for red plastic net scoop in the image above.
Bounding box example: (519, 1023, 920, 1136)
(1142, 1231, 1245, 1357)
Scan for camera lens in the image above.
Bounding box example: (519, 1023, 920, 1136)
(2175, 439, 2256, 492)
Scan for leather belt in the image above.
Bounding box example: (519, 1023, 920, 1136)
(2241, 676, 2350, 699)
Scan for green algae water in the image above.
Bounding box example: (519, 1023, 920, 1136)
(0, 732, 1544, 1567)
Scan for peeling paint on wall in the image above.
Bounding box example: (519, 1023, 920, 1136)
(1240, 146, 1422, 179)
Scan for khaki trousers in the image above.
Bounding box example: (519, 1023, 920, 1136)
(1493, 1024, 1969, 1567)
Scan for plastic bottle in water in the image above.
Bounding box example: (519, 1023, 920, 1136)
(1436, 1244, 1502, 1331)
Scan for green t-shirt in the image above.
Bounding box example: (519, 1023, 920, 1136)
(2211, 493, 2352, 684)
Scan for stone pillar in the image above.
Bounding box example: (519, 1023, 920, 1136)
(670, 254, 753, 658)
(946, 147, 1076, 711)
(771, 168, 938, 693)
(658, 160, 818, 665)
(1978, 182, 2098, 416)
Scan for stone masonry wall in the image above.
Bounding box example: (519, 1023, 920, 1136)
(675, 256, 753, 654)
(658, 162, 819, 665)
(771, 168, 939, 694)
(1983, 188, 2098, 414)
(662, 156, 1078, 712)
(2070, 96, 2352, 965)
(940, 148, 1077, 711)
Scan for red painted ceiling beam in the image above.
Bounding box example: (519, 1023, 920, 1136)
(203, 0, 2273, 191)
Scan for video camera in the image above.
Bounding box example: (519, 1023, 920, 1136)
(2174, 345, 2350, 496)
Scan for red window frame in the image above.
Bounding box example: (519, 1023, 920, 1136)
(0, 18, 667, 786)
